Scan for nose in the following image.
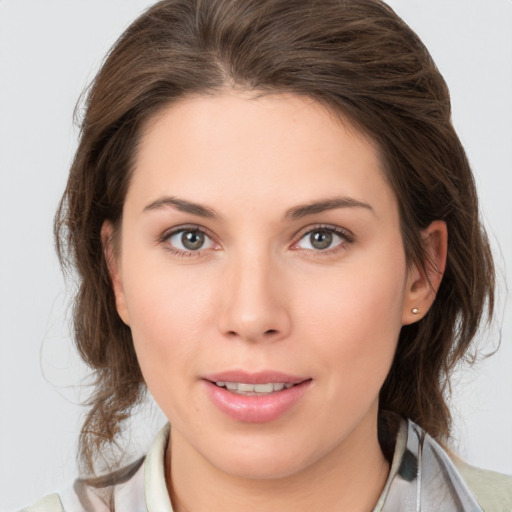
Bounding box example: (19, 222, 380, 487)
(217, 251, 292, 343)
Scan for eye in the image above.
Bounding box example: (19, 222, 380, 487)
(166, 228, 216, 253)
(294, 227, 352, 252)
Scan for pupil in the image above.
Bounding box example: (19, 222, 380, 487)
(182, 231, 204, 250)
(310, 230, 332, 250)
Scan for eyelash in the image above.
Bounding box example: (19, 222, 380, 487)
(159, 224, 355, 258)
(291, 224, 355, 255)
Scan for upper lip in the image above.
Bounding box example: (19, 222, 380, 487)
(203, 370, 309, 385)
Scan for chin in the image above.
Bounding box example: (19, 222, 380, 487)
(215, 453, 310, 481)
(203, 432, 321, 480)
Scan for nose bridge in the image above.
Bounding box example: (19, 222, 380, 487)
(218, 244, 290, 342)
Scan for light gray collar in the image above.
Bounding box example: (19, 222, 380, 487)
(378, 420, 483, 511)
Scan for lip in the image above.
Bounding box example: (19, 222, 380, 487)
(203, 370, 308, 385)
(202, 370, 312, 423)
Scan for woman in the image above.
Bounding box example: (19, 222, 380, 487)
(23, 0, 511, 510)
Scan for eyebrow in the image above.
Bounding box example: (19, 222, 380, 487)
(143, 196, 219, 218)
(284, 197, 374, 219)
(142, 195, 374, 220)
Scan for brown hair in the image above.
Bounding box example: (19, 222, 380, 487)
(55, 0, 495, 474)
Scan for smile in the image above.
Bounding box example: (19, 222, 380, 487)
(214, 381, 295, 395)
(203, 373, 312, 423)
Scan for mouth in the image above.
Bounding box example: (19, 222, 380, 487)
(210, 381, 297, 396)
(202, 372, 312, 423)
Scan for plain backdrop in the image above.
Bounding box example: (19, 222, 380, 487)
(1, 0, 511, 509)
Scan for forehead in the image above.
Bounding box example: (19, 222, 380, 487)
(127, 90, 396, 219)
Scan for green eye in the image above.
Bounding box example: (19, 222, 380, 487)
(181, 231, 205, 250)
(309, 230, 333, 250)
(296, 227, 349, 251)
(168, 229, 215, 252)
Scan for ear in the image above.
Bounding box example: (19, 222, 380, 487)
(402, 220, 448, 325)
(101, 221, 130, 326)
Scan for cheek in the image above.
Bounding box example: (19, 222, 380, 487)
(297, 248, 407, 387)
(120, 255, 217, 385)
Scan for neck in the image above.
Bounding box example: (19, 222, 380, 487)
(166, 410, 390, 512)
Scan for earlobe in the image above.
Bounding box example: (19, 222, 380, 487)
(402, 220, 448, 325)
(101, 221, 130, 326)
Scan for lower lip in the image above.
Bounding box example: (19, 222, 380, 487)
(203, 380, 311, 423)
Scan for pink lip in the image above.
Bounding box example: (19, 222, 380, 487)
(203, 370, 307, 385)
(202, 371, 312, 423)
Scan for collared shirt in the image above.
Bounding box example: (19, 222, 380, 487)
(22, 420, 512, 512)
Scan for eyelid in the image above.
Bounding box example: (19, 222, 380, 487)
(159, 223, 215, 241)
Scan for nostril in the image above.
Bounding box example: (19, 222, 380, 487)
(264, 329, 278, 335)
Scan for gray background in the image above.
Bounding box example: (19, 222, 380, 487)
(1, 1, 511, 509)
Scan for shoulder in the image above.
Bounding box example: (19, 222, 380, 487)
(19, 424, 170, 512)
(452, 457, 512, 511)
(389, 420, 512, 511)
(19, 494, 64, 512)
(19, 457, 145, 512)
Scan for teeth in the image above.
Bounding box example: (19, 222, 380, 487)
(215, 381, 295, 395)
(254, 383, 273, 393)
(239, 383, 257, 392)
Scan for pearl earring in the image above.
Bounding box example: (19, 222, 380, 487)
(411, 308, 420, 315)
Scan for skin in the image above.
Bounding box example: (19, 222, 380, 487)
(104, 90, 447, 512)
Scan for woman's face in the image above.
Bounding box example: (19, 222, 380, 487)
(108, 91, 423, 479)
